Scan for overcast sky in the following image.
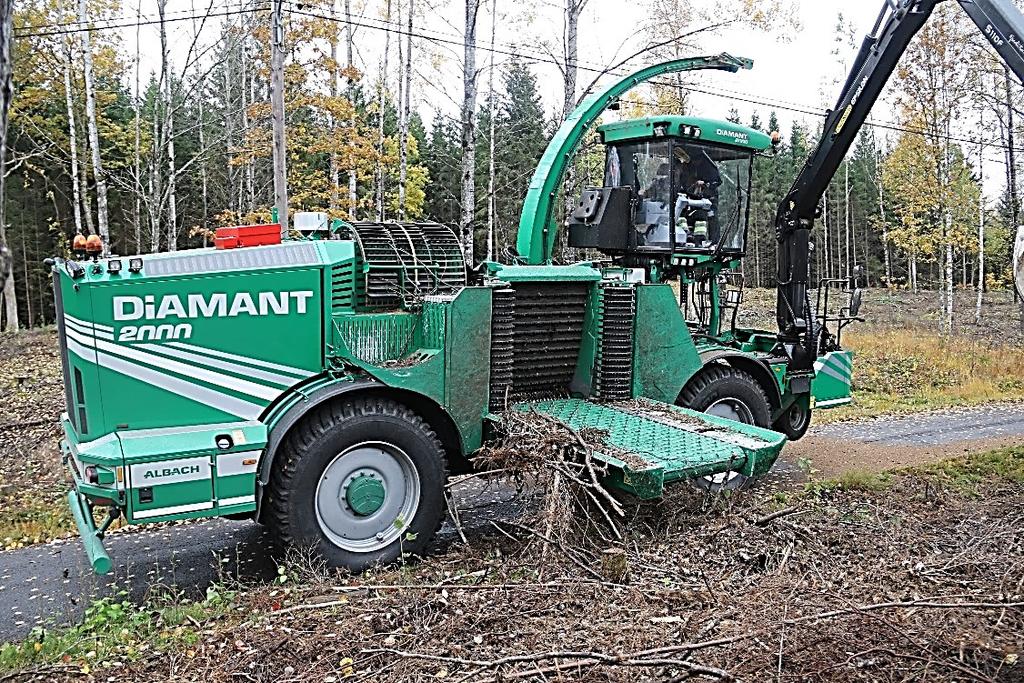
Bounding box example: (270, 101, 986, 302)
(126, 0, 1005, 195)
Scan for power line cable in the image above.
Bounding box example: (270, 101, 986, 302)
(14, 5, 269, 38)
(20, 1, 1024, 155)
(289, 4, 1024, 155)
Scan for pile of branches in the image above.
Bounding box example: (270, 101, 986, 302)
(472, 408, 632, 571)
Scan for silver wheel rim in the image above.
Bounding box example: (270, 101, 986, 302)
(702, 398, 755, 487)
(706, 397, 755, 424)
(314, 441, 421, 553)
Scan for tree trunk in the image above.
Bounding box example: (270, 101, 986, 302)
(198, 80, 209, 247)
(375, 0, 392, 222)
(878, 150, 892, 288)
(133, 0, 142, 251)
(158, 0, 177, 251)
(976, 137, 984, 324)
(63, 36, 84, 238)
(79, 0, 110, 252)
(1005, 67, 1020, 303)
(460, 0, 481, 265)
(329, 0, 340, 213)
(485, 0, 496, 261)
(0, 0, 17, 332)
(270, 0, 289, 234)
(844, 161, 851, 279)
(397, 0, 413, 219)
(149, 109, 160, 251)
(344, 0, 357, 217)
(563, 0, 583, 120)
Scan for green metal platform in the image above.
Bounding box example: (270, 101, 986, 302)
(518, 398, 787, 499)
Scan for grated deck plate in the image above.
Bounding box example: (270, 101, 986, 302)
(516, 398, 787, 498)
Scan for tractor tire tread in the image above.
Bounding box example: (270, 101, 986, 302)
(679, 365, 772, 428)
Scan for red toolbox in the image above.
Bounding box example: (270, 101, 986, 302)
(214, 224, 282, 249)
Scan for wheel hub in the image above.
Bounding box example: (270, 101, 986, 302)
(314, 442, 421, 553)
(345, 474, 386, 516)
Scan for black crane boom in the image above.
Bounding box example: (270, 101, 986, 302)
(775, 0, 1024, 372)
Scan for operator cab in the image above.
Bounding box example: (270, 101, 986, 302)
(568, 116, 773, 264)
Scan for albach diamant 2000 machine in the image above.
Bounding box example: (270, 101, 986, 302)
(50, 0, 1024, 573)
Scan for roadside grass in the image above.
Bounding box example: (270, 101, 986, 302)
(804, 447, 1024, 497)
(0, 585, 241, 676)
(0, 487, 74, 550)
(815, 328, 1024, 423)
(912, 446, 1024, 493)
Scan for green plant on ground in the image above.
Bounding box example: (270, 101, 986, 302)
(0, 585, 239, 675)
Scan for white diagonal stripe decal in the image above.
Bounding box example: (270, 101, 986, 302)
(100, 353, 264, 418)
(67, 336, 98, 363)
(135, 343, 297, 388)
(165, 340, 314, 379)
(64, 316, 114, 340)
(62, 324, 263, 419)
(63, 326, 279, 402)
(65, 313, 114, 333)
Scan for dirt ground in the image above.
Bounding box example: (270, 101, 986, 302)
(6, 453, 1022, 682)
(0, 329, 69, 548)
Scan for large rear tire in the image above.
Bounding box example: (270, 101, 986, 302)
(678, 365, 772, 492)
(267, 397, 447, 571)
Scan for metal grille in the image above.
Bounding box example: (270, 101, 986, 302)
(488, 288, 515, 411)
(330, 261, 357, 313)
(595, 285, 635, 400)
(507, 282, 589, 400)
(341, 222, 466, 308)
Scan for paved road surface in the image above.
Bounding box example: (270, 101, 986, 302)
(2, 403, 1022, 643)
(813, 404, 1024, 446)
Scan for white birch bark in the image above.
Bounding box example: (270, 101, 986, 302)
(975, 136, 984, 324)
(461, 0, 481, 264)
(397, 0, 413, 219)
(344, 0, 357, 216)
(133, 0, 142, 251)
(485, 0, 496, 261)
(63, 37, 84, 237)
(79, 0, 110, 252)
(376, 0, 393, 222)
(158, 0, 177, 251)
(0, 0, 16, 331)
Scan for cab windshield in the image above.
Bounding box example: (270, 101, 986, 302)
(604, 139, 753, 254)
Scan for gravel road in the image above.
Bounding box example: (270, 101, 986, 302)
(1, 403, 1022, 643)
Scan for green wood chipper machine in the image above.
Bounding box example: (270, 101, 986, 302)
(50, 0, 1024, 575)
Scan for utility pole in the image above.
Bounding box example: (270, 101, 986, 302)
(270, 0, 288, 236)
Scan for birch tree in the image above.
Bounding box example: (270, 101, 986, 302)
(78, 0, 110, 251)
(375, 0, 392, 222)
(461, 0, 481, 264)
(0, 0, 15, 331)
(397, 0, 414, 219)
(158, 0, 178, 251)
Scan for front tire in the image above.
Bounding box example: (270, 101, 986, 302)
(775, 398, 812, 440)
(267, 397, 447, 571)
(678, 365, 772, 492)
